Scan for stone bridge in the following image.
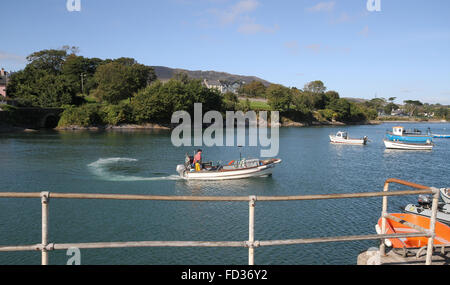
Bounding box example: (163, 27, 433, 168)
(0, 107, 64, 129)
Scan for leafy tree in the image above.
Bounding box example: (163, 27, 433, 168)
(222, 92, 239, 111)
(266, 84, 292, 111)
(327, 98, 351, 121)
(91, 61, 156, 104)
(238, 81, 267, 98)
(26, 49, 69, 75)
(325, 90, 340, 101)
(7, 66, 77, 107)
(131, 77, 223, 123)
(384, 102, 399, 115)
(304, 80, 326, 94)
(403, 100, 423, 117)
(62, 54, 103, 95)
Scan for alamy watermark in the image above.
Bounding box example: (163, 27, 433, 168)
(67, 0, 81, 12)
(171, 103, 280, 158)
(367, 0, 381, 12)
(66, 247, 81, 265)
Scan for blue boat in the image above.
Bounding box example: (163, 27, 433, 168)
(433, 134, 450, 139)
(385, 126, 433, 143)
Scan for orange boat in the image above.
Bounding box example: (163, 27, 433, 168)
(377, 213, 450, 249)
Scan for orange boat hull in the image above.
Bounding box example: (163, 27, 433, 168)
(377, 213, 450, 249)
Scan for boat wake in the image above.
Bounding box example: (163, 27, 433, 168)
(88, 158, 181, 182)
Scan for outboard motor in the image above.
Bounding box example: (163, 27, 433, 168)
(418, 195, 432, 208)
(176, 165, 186, 176)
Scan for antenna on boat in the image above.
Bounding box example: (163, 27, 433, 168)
(238, 145, 243, 161)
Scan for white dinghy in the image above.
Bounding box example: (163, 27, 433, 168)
(176, 158, 282, 181)
(329, 131, 368, 145)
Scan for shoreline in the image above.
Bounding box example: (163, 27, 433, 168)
(1, 119, 447, 134)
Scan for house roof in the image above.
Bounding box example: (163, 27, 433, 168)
(204, 79, 222, 86)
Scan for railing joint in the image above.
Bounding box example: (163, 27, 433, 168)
(40, 191, 50, 204)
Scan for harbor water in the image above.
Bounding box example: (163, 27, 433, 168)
(0, 122, 449, 265)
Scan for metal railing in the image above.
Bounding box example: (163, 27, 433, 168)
(0, 178, 442, 265)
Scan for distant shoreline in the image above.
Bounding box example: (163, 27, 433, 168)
(1, 119, 448, 134)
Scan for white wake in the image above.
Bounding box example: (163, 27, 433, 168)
(88, 158, 181, 181)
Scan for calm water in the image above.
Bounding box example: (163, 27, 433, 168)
(0, 122, 449, 265)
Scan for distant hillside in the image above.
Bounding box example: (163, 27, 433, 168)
(343, 97, 369, 103)
(151, 66, 271, 86)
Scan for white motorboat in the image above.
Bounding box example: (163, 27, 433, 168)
(383, 139, 433, 150)
(404, 195, 450, 225)
(176, 158, 282, 181)
(441, 188, 450, 204)
(329, 131, 368, 145)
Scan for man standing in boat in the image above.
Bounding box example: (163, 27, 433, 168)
(193, 149, 202, 171)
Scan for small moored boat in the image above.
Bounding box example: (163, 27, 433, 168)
(329, 131, 368, 145)
(403, 195, 450, 225)
(441, 188, 450, 204)
(433, 134, 450, 139)
(383, 139, 433, 150)
(385, 126, 433, 143)
(176, 158, 282, 180)
(376, 213, 450, 249)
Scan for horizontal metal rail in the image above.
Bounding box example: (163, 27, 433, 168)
(0, 188, 435, 201)
(0, 178, 442, 265)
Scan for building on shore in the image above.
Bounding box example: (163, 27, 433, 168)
(203, 79, 225, 93)
(203, 78, 244, 94)
(0, 68, 8, 98)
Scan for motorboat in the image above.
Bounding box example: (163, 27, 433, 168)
(329, 131, 368, 145)
(441, 188, 450, 204)
(403, 195, 450, 225)
(176, 157, 282, 180)
(385, 126, 433, 143)
(383, 139, 433, 150)
(376, 213, 450, 249)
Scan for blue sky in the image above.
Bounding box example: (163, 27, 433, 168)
(1, 0, 450, 104)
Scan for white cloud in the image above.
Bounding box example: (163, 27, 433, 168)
(219, 0, 260, 24)
(207, 0, 278, 35)
(306, 1, 335, 13)
(238, 21, 279, 35)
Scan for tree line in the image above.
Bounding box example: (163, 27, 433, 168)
(9, 47, 443, 127)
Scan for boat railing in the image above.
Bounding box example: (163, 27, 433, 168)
(0, 178, 442, 265)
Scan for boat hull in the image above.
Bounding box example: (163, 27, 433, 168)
(441, 188, 450, 204)
(383, 140, 433, 150)
(329, 135, 367, 145)
(178, 159, 282, 181)
(377, 213, 450, 249)
(386, 133, 433, 143)
(433, 134, 450, 139)
(404, 204, 450, 225)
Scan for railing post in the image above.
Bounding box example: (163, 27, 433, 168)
(41, 191, 49, 265)
(425, 188, 440, 265)
(380, 181, 389, 256)
(248, 195, 256, 265)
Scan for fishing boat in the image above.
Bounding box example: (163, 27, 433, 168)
(441, 188, 450, 204)
(376, 213, 450, 249)
(329, 131, 368, 145)
(403, 195, 450, 225)
(385, 126, 433, 143)
(176, 158, 282, 180)
(383, 139, 433, 150)
(433, 134, 450, 139)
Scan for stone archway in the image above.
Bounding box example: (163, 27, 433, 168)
(41, 114, 59, 129)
